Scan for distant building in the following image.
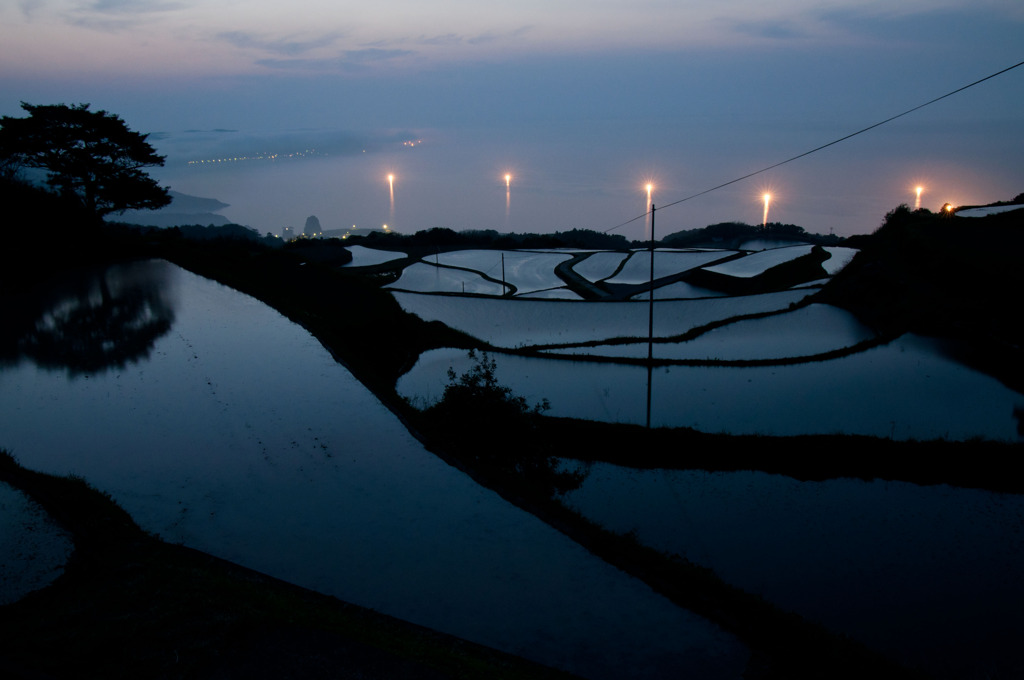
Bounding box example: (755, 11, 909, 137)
(304, 215, 322, 238)
(282, 226, 295, 241)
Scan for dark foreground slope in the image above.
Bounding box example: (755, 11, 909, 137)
(0, 451, 579, 680)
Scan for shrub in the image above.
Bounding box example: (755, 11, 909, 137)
(424, 350, 583, 497)
(436, 350, 549, 423)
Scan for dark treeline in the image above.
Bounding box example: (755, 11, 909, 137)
(339, 222, 842, 252)
(346, 226, 635, 252)
(662, 220, 844, 249)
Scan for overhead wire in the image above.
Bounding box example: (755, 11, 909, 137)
(603, 58, 1024, 233)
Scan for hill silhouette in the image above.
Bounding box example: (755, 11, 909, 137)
(109, 190, 232, 227)
(816, 201, 1024, 392)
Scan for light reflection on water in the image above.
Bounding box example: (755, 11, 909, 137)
(0, 259, 747, 680)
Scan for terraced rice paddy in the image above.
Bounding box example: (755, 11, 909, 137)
(379, 240, 1024, 677)
(383, 243, 1022, 442)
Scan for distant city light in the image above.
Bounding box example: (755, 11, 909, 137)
(187, 148, 322, 165)
(505, 173, 512, 189)
(915, 185, 924, 210)
(763, 193, 772, 227)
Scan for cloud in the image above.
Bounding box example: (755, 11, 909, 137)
(217, 31, 343, 57)
(726, 19, 814, 41)
(256, 48, 416, 73)
(344, 48, 415, 63)
(18, 0, 45, 20)
(746, 2, 1024, 47)
(416, 33, 464, 47)
(63, 0, 186, 32)
(81, 0, 185, 13)
(414, 25, 534, 47)
(64, 15, 133, 31)
(467, 25, 534, 45)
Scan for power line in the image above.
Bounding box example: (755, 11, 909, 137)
(604, 58, 1024, 234)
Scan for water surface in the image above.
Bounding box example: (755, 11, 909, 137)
(562, 465, 1024, 679)
(399, 342, 1022, 441)
(0, 259, 746, 680)
(0, 481, 74, 605)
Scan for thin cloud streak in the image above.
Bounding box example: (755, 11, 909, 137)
(256, 48, 417, 72)
(62, 0, 188, 33)
(18, 0, 45, 20)
(411, 25, 534, 47)
(85, 0, 186, 12)
(217, 30, 344, 57)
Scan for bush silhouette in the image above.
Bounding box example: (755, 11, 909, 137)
(424, 350, 583, 497)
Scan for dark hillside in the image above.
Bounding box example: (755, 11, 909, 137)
(662, 221, 842, 249)
(815, 204, 1024, 392)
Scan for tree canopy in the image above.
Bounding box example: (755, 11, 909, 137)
(0, 102, 170, 219)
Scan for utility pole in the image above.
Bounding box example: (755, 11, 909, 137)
(646, 203, 655, 429)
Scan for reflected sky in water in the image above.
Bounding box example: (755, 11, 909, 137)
(1, 261, 176, 376)
(0, 259, 746, 680)
(563, 466, 1024, 679)
(399, 342, 1023, 441)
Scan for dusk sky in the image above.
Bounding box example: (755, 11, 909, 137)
(2, 1, 1022, 238)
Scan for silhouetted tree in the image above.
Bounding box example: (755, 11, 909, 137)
(424, 350, 585, 497)
(0, 103, 170, 220)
